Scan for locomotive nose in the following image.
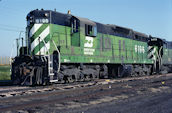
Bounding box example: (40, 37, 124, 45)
(27, 10, 51, 56)
(29, 24, 50, 55)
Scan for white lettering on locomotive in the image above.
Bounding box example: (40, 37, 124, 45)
(84, 48, 95, 55)
(84, 36, 95, 55)
(84, 36, 94, 48)
(135, 45, 145, 53)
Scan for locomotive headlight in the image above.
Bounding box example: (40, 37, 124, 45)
(29, 16, 34, 23)
(44, 13, 49, 17)
(30, 16, 33, 19)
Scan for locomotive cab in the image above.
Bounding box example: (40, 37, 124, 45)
(148, 37, 164, 73)
(71, 16, 97, 47)
(11, 9, 67, 85)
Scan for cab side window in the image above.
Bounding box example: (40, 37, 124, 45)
(71, 19, 79, 33)
(85, 24, 97, 37)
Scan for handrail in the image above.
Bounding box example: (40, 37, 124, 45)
(10, 40, 16, 66)
(42, 38, 52, 76)
(52, 40, 61, 73)
(9, 40, 17, 75)
(42, 38, 61, 73)
(158, 46, 163, 70)
(42, 39, 50, 56)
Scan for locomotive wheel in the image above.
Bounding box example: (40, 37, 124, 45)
(79, 73, 85, 82)
(85, 75, 91, 81)
(67, 76, 74, 83)
(117, 66, 124, 78)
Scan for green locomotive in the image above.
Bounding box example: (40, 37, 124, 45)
(11, 9, 172, 85)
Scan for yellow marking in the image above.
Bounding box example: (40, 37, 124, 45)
(105, 79, 110, 82)
(161, 81, 165, 85)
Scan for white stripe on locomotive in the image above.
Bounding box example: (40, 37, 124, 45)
(31, 25, 50, 52)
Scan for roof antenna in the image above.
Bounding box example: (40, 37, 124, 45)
(54, 8, 56, 12)
(67, 10, 71, 14)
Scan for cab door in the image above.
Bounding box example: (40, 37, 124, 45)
(71, 18, 80, 47)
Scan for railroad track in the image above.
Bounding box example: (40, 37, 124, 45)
(0, 73, 171, 99)
(0, 73, 172, 112)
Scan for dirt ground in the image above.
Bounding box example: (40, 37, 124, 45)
(0, 74, 172, 113)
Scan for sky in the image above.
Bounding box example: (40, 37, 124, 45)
(0, 0, 172, 56)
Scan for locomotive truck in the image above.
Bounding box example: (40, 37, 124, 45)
(11, 9, 172, 85)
